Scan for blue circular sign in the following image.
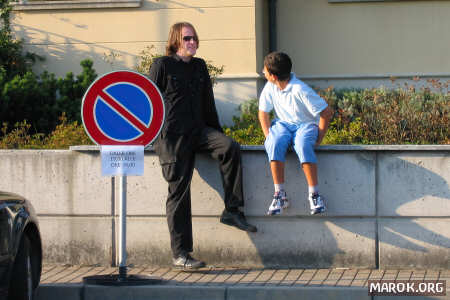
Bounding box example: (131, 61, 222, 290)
(82, 71, 165, 146)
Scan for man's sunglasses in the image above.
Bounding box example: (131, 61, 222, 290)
(183, 36, 196, 42)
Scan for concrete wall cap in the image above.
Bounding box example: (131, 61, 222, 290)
(70, 144, 450, 152)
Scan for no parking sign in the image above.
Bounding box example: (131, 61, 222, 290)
(80, 71, 165, 283)
(82, 70, 164, 147)
(81, 71, 164, 175)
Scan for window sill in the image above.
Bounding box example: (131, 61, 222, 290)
(11, 0, 142, 11)
(329, 0, 396, 2)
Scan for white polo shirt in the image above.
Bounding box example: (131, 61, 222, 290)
(259, 73, 328, 126)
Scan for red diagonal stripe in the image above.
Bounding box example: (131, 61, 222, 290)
(98, 90, 148, 133)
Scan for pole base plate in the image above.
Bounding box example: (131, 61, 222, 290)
(83, 274, 163, 286)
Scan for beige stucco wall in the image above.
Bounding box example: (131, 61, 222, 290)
(277, 0, 450, 84)
(12, 0, 449, 120)
(11, 0, 259, 77)
(11, 0, 265, 125)
(14, 0, 450, 79)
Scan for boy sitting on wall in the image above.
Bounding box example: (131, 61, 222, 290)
(258, 52, 333, 215)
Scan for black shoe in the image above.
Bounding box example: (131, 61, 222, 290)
(220, 210, 257, 232)
(172, 254, 205, 270)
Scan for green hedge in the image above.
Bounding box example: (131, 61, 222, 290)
(1, 1, 448, 148)
(223, 84, 449, 145)
(1, 0, 98, 136)
(1, 60, 97, 135)
(0, 0, 225, 149)
(2, 84, 448, 149)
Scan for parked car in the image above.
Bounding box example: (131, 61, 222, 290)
(0, 191, 42, 300)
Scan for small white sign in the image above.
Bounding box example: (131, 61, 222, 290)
(101, 145, 144, 176)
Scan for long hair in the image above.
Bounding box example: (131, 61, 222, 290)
(166, 22, 199, 56)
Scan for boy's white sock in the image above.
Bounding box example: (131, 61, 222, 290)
(274, 183, 285, 193)
(308, 185, 319, 195)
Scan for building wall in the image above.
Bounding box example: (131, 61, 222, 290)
(10, 0, 450, 122)
(277, 0, 450, 88)
(11, 0, 265, 125)
(12, 0, 259, 77)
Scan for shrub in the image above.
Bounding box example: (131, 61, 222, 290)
(54, 59, 97, 124)
(322, 117, 364, 145)
(1, 4, 224, 149)
(224, 82, 449, 145)
(222, 99, 270, 145)
(40, 113, 93, 149)
(1, 0, 98, 137)
(321, 83, 449, 145)
(0, 114, 93, 149)
(134, 45, 224, 86)
(0, 121, 43, 149)
(0, 0, 41, 81)
(0, 60, 97, 135)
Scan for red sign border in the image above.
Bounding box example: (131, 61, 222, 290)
(82, 70, 164, 146)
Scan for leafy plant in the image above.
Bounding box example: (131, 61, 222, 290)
(0, 60, 97, 135)
(1, 0, 97, 139)
(54, 59, 97, 124)
(224, 81, 449, 145)
(0, 114, 93, 149)
(134, 45, 224, 85)
(134, 45, 161, 75)
(0, 121, 43, 149)
(40, 113, 93, 149)
(0, 0, 41, 81)
(205, 59, 224, 86)
(3, 0, 447, 147)
(222, 99, 271, 145)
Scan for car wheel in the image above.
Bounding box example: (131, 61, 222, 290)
(8, 235, 36, 300)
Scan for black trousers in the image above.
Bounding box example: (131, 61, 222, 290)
(156, 127, 244, 257)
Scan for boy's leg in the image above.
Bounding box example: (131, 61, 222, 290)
(268, 160, 289, 214)
(293, 124, 325, 214)
(264, 121, 292, 215)
(292, 123, 319, 184)
(270, 160, 285, 184)
(301, 162, 318, 187)
(265, 120, 291, 183)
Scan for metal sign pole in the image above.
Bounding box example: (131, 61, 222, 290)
(118, 175, 127, 278)
(81, 71, 165, 286)
(83, 169, 162, 286)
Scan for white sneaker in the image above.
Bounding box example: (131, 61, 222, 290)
(267, 191, 289, 215)
(309, 193, 325, 215)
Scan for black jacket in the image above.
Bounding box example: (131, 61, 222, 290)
(148, 55, 222, 135)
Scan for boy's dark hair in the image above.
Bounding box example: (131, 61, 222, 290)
(264, 51, 292, 81)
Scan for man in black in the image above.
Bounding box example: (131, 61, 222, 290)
(149, 22, 257, 270)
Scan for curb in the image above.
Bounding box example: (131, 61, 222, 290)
(36, 284, 371, 300)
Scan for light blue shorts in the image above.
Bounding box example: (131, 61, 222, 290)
(264, 120, 318, 164)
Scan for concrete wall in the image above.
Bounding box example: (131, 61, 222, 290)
(0, 145, 448, 269)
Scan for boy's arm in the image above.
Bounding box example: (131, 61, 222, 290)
(316, 106, 333, 146)
(258, 110, 271, 138)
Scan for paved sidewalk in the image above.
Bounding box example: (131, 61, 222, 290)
(40, 264, 449, 287)
(37, 265, 450, 300)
